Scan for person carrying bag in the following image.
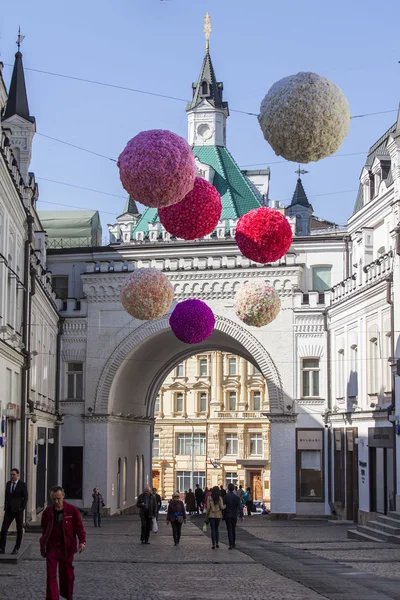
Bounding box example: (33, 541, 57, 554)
(167, 492, 187, 546)
(206, 486, 225, 549)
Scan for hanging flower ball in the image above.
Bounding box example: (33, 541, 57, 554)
(158, 177, 222, 240)
(117, 130, 197, 208)
(234, 281, 280, 328)
(169, 299, 215, 344)
(120, 268, 174, 321)
(235, 207, 292, 264)
(258, 72, 350, 163)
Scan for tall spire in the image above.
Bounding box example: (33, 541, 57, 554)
(290, 168, 311, 208)
(4, 30, 32, 122)
(204, 12, 211, 54)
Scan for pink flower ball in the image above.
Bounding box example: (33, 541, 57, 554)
(120, 268, 174, 321)
(235, 207, 293, 264)
(234, 281, 280, 327)
(158, 177, 222, 240)
(169, 299, 215, 344)
(117, 130, 197, 208)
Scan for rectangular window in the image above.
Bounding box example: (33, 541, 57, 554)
(175, 393, 183, 412)
(153, 435, 160, 458)
(348, 345, 358, 399)
(199, 392, 207, 413)
(177, 433, 206, 456)
(296, 429, 324, 502)
(250, 433, 263, 456)
(225, 472, 238, 487)
(62, 446, 83, 499)
(228, 391, 237, 411)
(252, 364, 261, 375)
(369, 337, 379, 394)
(337, 349, 344, 399)
(302, 359, 320, 398)
(229, 358, 237, 376)
(67, 362, 83, 400)
(199, 358, 208, 376)
(225, 434, 238, 456)
(312, 266, 332, 292)
(384, 333, 392, 393)
(52, 275, 69, 300)
(176, 471, 205, 492)
(176, 363, 184, 377)
(252, 391, 261, 411)
(154, 394, 160, 413)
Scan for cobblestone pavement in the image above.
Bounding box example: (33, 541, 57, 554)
(0, 515, 399, 599)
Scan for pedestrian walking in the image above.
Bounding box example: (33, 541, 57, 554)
(185, 488, 196, 514)
(237, 485, 245, 502)
(206, 486, 225, 549)
(219, 485, 227, 498)
(167, 492, 187, 546)
(91, 487, 105, 528)
(244, 487, 253, 516)
(224, 483, 244, 549)
(40, 486, 86, 600)
(152, 488, 162, 520)
(136, 485, 157, 544)
(0, 468, 28, 555)
(195, 484, 204, 514)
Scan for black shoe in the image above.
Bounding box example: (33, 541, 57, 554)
(228, 545, 233, 550)
(141, 540, 145, 544)
(216, 544, 219, 548)
(145, 541, 150, 544)
(211, 545, 215, 549)
(11, 548, 18, 555)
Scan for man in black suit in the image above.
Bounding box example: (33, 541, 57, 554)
(223, 483, 243, 550)
(0, 468, 28, 554)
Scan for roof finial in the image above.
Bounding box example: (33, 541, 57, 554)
(204, 12, 211, 53)
(295, 165, 309, 179)
(16, 27, 25, 52)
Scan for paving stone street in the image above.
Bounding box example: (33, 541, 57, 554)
(1, 515, 400, 599)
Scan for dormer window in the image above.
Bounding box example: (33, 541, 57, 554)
(369, 172, 375, 200)
(200, 81, 209, 97)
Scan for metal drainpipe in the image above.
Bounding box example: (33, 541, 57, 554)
(53, 318, 64, 487)
(324, 310, 333, 510)
(386, 275, 397, 511)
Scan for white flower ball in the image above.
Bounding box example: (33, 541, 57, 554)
(258, 72, 350, 164)
(234, 281, 280, 328)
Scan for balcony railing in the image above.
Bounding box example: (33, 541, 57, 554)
(216, 411, 264, 419)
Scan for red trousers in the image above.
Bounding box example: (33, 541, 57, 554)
(46, 547, 74, 600)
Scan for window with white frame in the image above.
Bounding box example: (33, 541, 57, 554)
(175, 392, 184, 412)
(250, 433, 263, 456)
(199, 358, 208, 376)
(176, 363, 184, 377)
(229, 357, 237, 376)
(199, 392, 207, 413)
(368, 336, 379, 394)
(225, 472, 238, 487)
(176, 471, 205, 492)
(153, 435, 160, 458)
(337, 349, 344, 399)
(312, 266, 332, 292)
(228, 391, 237, 411)
(154, 394, 160, 413)
(252, 391, 261, 411)
(225, 434, 238, 455)
(67, 362, 83, 400)
(302, 359, 320, 398)
(177, 433, 206, 455)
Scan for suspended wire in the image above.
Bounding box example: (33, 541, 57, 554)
(4, 63, 397, 120)
(36, 177, 126, 201)
(240, 151, 368, 169)
(36, 133, 117, 162)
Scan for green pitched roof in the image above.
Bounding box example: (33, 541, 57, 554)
(131, 146, 262, 238)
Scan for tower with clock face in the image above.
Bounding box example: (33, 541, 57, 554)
(186, 48, 229, 148)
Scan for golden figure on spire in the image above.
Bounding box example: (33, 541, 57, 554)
(204, 12, 211, 53)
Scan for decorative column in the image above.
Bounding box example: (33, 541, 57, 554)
(238, 357, 247, 411)
(269, 414, 297, 515)
(216, 352, 223, 409)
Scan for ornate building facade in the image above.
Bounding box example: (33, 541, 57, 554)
(152, 351, 270, 502)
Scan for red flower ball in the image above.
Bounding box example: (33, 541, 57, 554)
(159, 177, 222, 240)
(235, 207, 293, 264)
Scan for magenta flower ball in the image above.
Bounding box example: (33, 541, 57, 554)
(159, 177, 222, 240)
(169, 299, 216, 344)
(120, 268, 174, 321)
(117, 130, 197, 208)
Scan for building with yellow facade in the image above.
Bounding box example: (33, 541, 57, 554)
(152, 352, 270, 503)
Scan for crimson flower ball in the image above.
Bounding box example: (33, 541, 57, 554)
(159, 177, 222, 240)
(120, 268, 174, 321)
(117, 130, 197, 208)
(169, 299, 215, 344)
(235, 207, 293, 264)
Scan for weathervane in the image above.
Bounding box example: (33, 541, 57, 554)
(16, 27, 25, 51)
(295, 165, 309, 178)
(204, 13, 211, 53)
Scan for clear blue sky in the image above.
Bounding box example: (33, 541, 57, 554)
(2, 0, 399, 234)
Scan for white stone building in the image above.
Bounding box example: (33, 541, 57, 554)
(0, 48, 60, 520)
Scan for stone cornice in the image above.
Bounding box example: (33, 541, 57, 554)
(266, 413, 297, 423)
(62, 319, 87, 343)
(83, 414, 154, 424)
(330, 409, 389, 424)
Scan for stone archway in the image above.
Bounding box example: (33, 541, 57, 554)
(94, 314, 283, 414)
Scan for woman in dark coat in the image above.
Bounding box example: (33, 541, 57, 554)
(185, 488, 196, 514)
(91, 487, 104, 527)
(167, 492, 187, 545)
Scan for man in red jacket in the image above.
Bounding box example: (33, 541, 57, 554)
(40, 486, 86, 600)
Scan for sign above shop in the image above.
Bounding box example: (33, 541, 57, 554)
(297, 429, 323, 450)
(368, 427, 393, 448)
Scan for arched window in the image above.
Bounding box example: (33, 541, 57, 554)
(117, 458, 121, 509)
(123, 457, 127, 504)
